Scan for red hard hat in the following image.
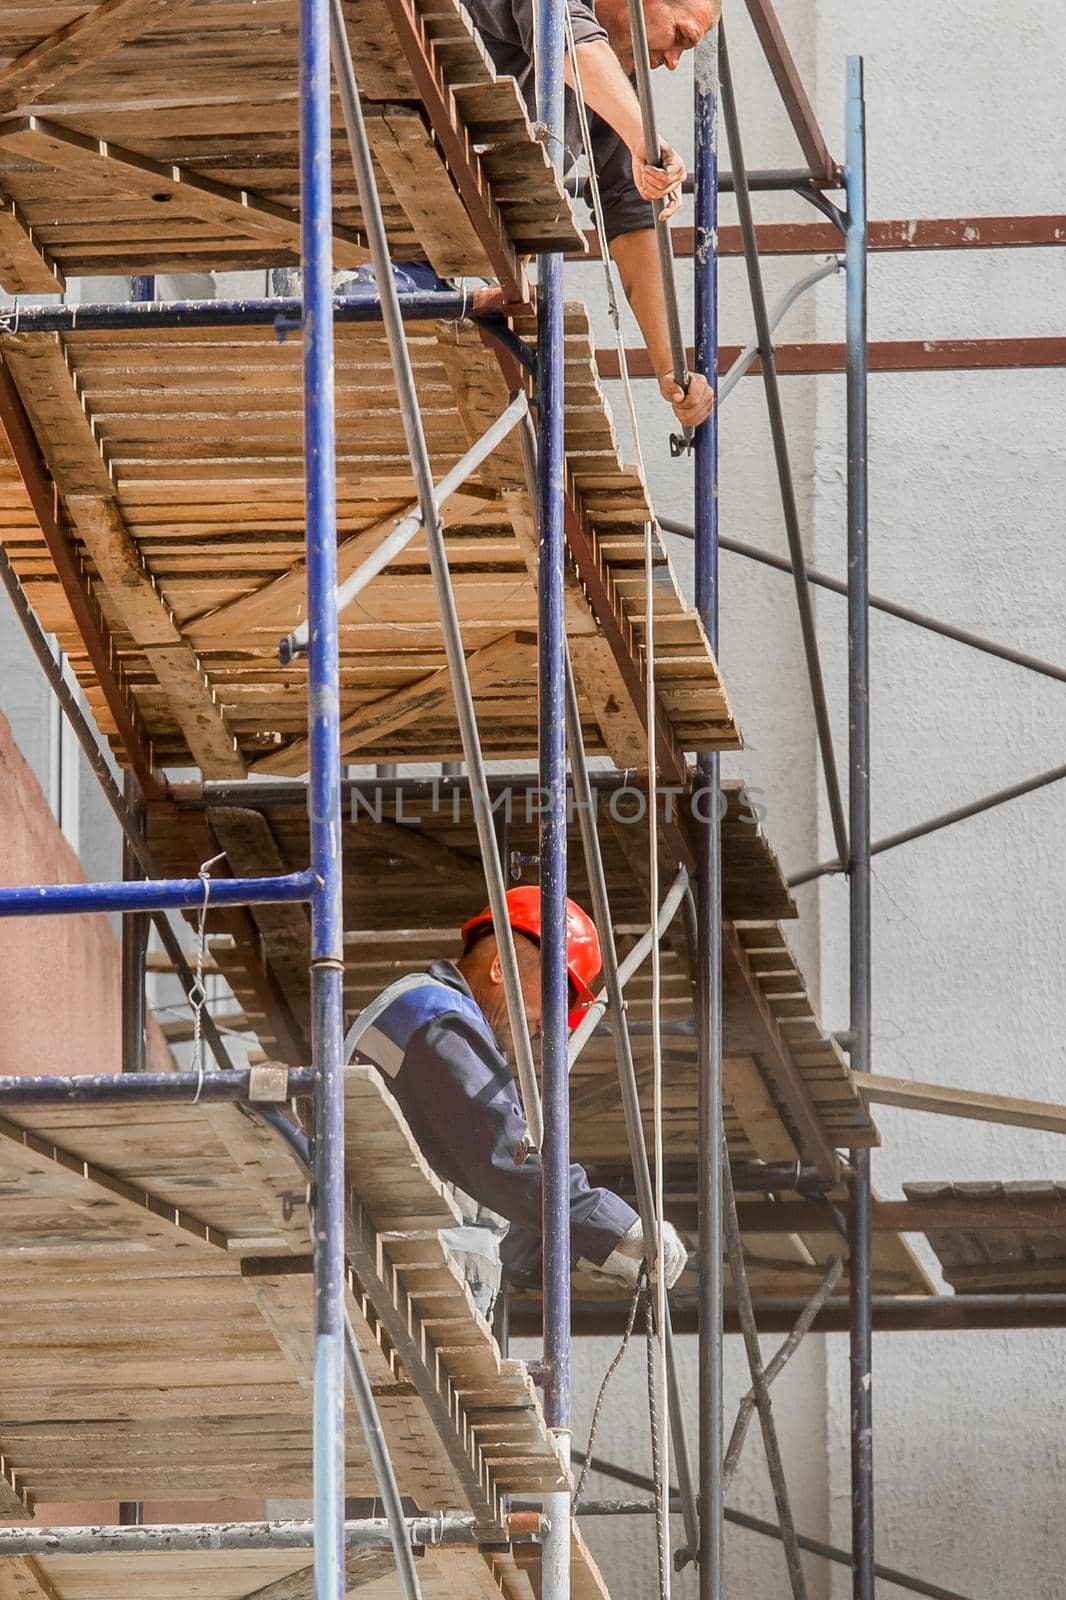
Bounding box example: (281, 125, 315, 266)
(460, 887, 601, 1031)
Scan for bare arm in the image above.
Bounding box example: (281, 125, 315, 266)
(610, 228, 714, 429)
(565, 37, 684, 207)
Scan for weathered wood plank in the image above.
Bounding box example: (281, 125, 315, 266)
(0, 198, 63, 294)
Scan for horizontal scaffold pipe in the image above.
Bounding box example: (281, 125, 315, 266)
(0, 292, 475, 333)
(0, 870, 318, 919)
(0, 1068, 316, 1107)
(0, 1516, 545, 1558)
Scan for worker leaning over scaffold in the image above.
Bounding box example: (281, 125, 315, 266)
(468, 0, 719, 433)
(345, 888, 686, 1319)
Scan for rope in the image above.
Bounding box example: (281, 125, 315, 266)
(189, 851, 226, 1100)
(573, 1271, 645, 1510)
(644, 1291, 668, 1600)
(563, 20, 671, 1594)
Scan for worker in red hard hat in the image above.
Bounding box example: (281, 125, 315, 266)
(345, 887, 687, 1319)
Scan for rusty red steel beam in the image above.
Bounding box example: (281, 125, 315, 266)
(742, 0, 837, 182)
(0, 356, 160, 797)
(596, 338, 1066, 378)
(377, 0, 530, 307)
(578, 214, 1066, 261)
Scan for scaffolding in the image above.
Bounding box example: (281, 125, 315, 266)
(0, 4, 1061, 1600)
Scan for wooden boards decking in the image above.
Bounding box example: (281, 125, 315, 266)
(143, 777, 874, 1201)
(0, 309, 736, 783)
(0, 1066, 566, 1514)
(0, 0, 581, 289)
(902, 1181, 1066, 1294)
(1, 1530, 610, 1600)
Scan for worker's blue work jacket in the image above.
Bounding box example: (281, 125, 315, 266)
(344, 960, 638, 1285)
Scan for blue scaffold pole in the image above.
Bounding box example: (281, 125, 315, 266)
(536, 0, 571, 1595)
(845, 55, 874, 1600)
(297, 0, 346, 1595)
(693, 26, 724, 1600)
(0, 871, 317, 919)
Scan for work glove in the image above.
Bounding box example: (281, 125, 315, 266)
(599, 1218, 688, 1290)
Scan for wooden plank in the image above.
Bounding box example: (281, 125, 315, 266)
(183, 504, 415, 643)
(0, 336, 245, 775)
(254, 630, 537, 776)
(724, 1056, 801, 1162)
(0, 1113, 230, 1255)
(0, 1558, 56, 1600)
(855, 1073, 1066, 1135)
(722, 924, 842, 1181)
(0, 198, 63, 295)
(0, 1449, 31, 1522)
(0, 117, 369, 268)
(0, 0, 187, 112)
(239, 1549, 396, 1600)
(369, 104, 490, 277)
(738, 1195, 1066, 1234)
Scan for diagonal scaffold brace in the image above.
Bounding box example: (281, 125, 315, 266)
(325, 0, 544, 1152)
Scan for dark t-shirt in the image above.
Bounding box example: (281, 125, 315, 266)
(466, 0, 655, 242)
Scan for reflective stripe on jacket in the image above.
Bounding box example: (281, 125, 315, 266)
(344, 959, 638, 1281)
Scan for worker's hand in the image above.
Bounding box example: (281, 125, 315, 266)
(659, 370, 715, 430)
(632, 139, 686, 220)
(599, 1218, 689, 1289)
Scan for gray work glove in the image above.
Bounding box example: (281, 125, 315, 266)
(598, 1218, 688, 1290)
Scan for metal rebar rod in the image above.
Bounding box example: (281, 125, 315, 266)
(845, 56, 874, 1600)
(658, 517, 1066, 684)
(721, 1257, 843, 1491)
(281, 391, 529, 660)
(328, 0, 543, 1151)
(299, 0, 346, 1595)
(0, 1518, 542, 1558)
(722, 1161, 809, 1600)
(719, 23, 848, 866)
(694, 23, 725, 1600)
(562, 651, 700, 1559)
(0, 1068, 315, 1105)
(789, 760, 1066, 886)
(621, 0, 691, 452)
(566, 864, 689, 1067)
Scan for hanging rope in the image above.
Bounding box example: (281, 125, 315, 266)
(563, 20, 672, 1594)
(573, 1271, 646, 1510)
(189, 851, 226, 1100)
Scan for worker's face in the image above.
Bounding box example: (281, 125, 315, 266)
(464, 934, 544, 1059)
(598, 0, 721, 73)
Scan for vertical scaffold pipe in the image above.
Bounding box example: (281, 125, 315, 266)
(537, 0, 571, 1597)
(845, 56, 874, 1600)
(298, 0, 346, 1595)
(694, 25, 724, 1600)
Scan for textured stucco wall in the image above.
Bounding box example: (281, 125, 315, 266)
(568, 2, 1065, 1598)
(810, 4, 1066, 1597)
